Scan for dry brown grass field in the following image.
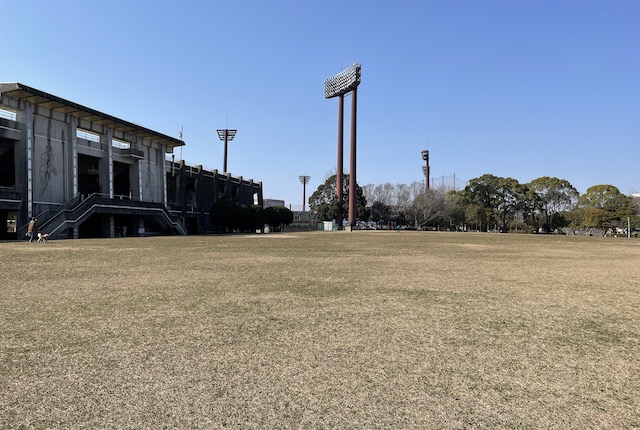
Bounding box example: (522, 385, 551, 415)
(1, 231, 639, 429)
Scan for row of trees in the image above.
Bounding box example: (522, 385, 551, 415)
(209, 200, 294, 233)
(309, 173, 639, 232)
(450, 175, 637, 232)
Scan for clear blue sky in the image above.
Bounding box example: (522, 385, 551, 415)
(4, 0, 638, 207)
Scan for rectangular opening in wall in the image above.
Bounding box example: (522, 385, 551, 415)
(0, 141, 15, 187)
(6, 212, 16, 233)
(0, 107, 17, 121)
(77, 128, 100, 143)
(218, 184, 227, 200)
(112, 139, 131, 149)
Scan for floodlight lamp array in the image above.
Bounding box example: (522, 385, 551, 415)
(324, 63, 361, 99)
(217, 129, 237, 141)
(421, 150, 429, 160)
(299, 175, 311, 184)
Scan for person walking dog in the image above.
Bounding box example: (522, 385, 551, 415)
(27, 217, 37, 243)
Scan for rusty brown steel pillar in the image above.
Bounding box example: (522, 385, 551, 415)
(336, 94, 344, 227)
(425, 153, 430, 190)
(421, 150, 430, 190)
(348, 87, 357, 228)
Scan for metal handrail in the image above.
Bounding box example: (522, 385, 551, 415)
(18, 192, 187, 238)
(17, 198, 71, 237)
(49, 193, 186, 237)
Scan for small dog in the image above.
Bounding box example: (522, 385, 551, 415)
(37, 232, 49, 243)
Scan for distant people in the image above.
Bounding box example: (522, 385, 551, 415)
(27, 217, 37, 242)
(122, 225, 127, 237)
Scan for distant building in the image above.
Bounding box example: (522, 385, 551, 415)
(263, 199, 285, 208)
(0, 83, 262, 240)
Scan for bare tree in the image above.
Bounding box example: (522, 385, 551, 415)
(375, 183, 397, 207)
(411, 188, 446, 228)
(397, 182, 427, 227)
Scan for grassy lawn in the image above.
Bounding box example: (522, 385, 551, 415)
(1, 231, 639, 429)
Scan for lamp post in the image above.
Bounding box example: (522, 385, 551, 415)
(216, 129, 237, 173)
(299, 175, 311, 212)
(421, 150, 430, 190)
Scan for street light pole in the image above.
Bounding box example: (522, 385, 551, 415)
(421, 150, 430, 190)
(299, 175, 311, 212)
(216, 129, 237, 173)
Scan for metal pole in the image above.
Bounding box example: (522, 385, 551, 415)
(425, 151, 430, 190)
(336, 95, 344, 227)
(223, 129, 229, 173)
(629, 217, 631, 239)
(426, 162, 430, 190)
(421, 150, 430, 190)
(299, 175, 310, 212)
(348, 87, 357, 228)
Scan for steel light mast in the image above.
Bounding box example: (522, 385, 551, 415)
(421, 150, 430, 190)
(299, 175, 311, 212)
(324, 63, 361, 229)
(216, 129, 237, 173)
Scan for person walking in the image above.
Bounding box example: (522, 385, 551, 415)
(27, 217, 37, 243)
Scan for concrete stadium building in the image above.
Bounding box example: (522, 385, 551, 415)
(0, 83, 262, 240)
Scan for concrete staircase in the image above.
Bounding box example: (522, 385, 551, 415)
(39, 194, 187, 239)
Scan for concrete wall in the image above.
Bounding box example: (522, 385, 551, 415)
(32, 115, 67, 206)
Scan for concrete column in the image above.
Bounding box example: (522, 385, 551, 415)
(162, 145, 168, 205)
(226, 173, 232, 200)
(25, 103, 34, 217)
(138, 217, 145, 237)
(67, 116, 78, 197)
(109, 215, 115, 238)
(238, 176, 244, 204)
(137, 158, 143, 201)
(101, 128, 114, 198)
(212, 169, 218, 203)
(178, 160, 186, 221)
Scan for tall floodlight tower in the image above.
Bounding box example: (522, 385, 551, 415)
(324, 63, 361, 229)
(216, 129, 237, 173)
(299, 175, 310, 212)
(421, 150, 430, 190)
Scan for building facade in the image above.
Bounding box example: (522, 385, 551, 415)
(0, 83, 262, 240)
